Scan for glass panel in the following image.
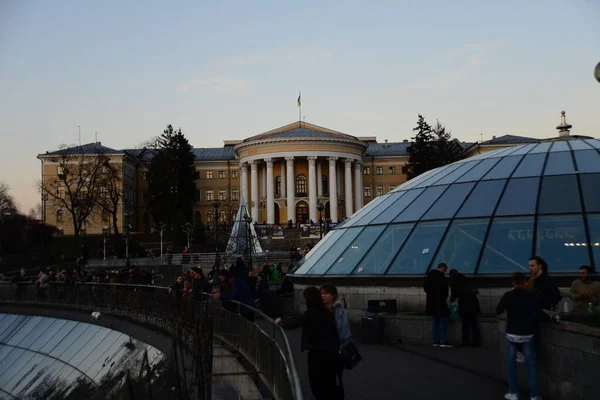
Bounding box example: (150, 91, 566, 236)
(77, 330, 123, 373)
(371, 189, 424, 223)
(432, 161, 480, 185)
(422, 183, 475, 220)
(10, 353, 55, 397)
(305, 228, 363, 274)
(415, 163, 462, 188)
(399, 167, 442, 190)
(432, 219, 489, 274)
(342, 194, 390, 227)
(0, 314, 19, 338)
(456, 180, 506, 218)
(550, 141, 569, 152)
(543, 152, 575, 175)
(512, 153, 546, 178)
(386, 221, 450, 274)
(326, 226, 386, 275)
(587, 214, 600, 269)
(17, 317, 57, 349)
(29, 319, 68, 352)
(538, 175, 581, 214)
(482, 156, 522, 180)
(584, 139, 600, 149)
(580, 174, 600, 212)
(6, 316, 43, 346)
(68, 328, 111, 368)
(352, 192, 405, 226)
(510, 143, 537, 155)
(85, 334, 130, 380)
(293, 229, 345, 274)
(40, 320, 79, 354)
(394, 186, 448, 222)
(574, 150, 600, 173)
(58, 324, 102, 363)
(495, 178, 539, 216)
(536, 215, 589, 273)
(352, 224, 414, 275)
(456, 158, 500, 182)
(529, 142, 552, 154)
(1, 349, 37, 389)
(478, 216, 534, 274)
(0, 315, 25, 343)
(569, 140, 592, 150)
(0, 348, 25, 384)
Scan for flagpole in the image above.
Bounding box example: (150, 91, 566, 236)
(298, 91, 301, 126)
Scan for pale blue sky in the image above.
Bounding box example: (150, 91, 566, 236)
(1, 0, 599, 212)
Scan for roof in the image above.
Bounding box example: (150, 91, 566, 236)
(480, 134, 540, 145)
(365, 142, 411, 156)
(242, 121, 359, 143)
(42, 142, 122, 156)
(192, 147, 236, 161)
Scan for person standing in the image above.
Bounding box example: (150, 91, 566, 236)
(424, 263, 452, 347)
(450, 269, 481, 347)
(276, 287, 340, 400)
(496, 272, 547, 400)
(569, 265, 600, 312)
(526, 256, 562, 311)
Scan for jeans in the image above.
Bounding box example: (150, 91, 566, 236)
(461, 313, 481, 345)
(432, 316, 448, 345)
(506, 337, 537, 398)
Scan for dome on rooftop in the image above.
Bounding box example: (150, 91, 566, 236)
(292, 139, 600, 277)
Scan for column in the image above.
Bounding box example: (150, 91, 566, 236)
(329, 157, 338, 222)
(250, 161, 259, 222)
(266, 158, 275, 224)
(240, 162, 249, 206)
(308, 156, 318, 223)
(286, 157, 295, 223)
(344, 159, 353, 217)
(316, 160, 323, 197)
(354, 161, 363, 210)
(280, 161, 286, 198)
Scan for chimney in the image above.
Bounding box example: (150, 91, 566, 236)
(556, 111, 572, 137)
(383, 139, 390, 147)
(403, 139, 408, 143)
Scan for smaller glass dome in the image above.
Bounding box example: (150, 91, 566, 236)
(293, 139, 600, 277)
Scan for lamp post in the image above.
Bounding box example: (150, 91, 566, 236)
(212, 199, 221, 268)
(102, 227, 110, 260)
(124, 211, 131, 259)
(244, 214, 253, 269)
(155, 223, 166, 258)
(316, 202, 324, 239)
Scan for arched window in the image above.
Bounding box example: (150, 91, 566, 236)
(56, 209, 64, 223)
(296, 175, 307, 196)
(275, 176, 282, 196)
(219, 210, 227, 224)
(206, 210, 215, 225)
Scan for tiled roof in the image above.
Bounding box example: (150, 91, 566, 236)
(43, 142, 122, 156)
(365, 142, 411, 156)
(481, 134, 540, 145)
(192, 147, 236, 161)
(243, 123, 358, 142)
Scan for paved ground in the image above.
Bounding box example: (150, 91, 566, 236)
(284, 329, 510, 400)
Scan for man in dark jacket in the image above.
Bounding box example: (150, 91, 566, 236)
(450, 269, 481, 346)
(213, 265, 256, 321)
(526, 256, 562, 311)
(496, 272, 548, 400)
(190, 267, 212, 299)
(424, 263, 451, 347)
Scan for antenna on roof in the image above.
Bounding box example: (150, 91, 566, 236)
(480, 133, 483, 142)
(77, 125, 81, 146)
(95, 132, 98, 143)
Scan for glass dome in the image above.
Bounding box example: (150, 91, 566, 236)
(293, 139, 600, 276)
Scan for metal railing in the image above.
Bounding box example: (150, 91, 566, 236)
(0, 282, 303, 400)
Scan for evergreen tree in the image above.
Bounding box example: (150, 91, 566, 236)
(148, 125, 199, 228)
(406, 114, 436, 179)
(432, 121, 462, 167)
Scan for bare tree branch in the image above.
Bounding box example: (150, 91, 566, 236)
(0, 182, 17, 217)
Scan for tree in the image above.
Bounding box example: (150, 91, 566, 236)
(0, 182, 16, 217)
(433, 121, 462, 167)
(406, 114, 436, 179)
(148, 125, 199, 228)
(181, 222, 194, 248)
(95, 159, 123, 235)
(28, 203, 43, 220)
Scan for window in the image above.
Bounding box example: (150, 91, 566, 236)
(206, 171, 213, 179)
(219, 210, 227, 223)
(389, 185, 396, 191)
(376, 185, 384, 196)
(538, 175, 581, 214)
(478, 216, 534, 274)
(456, 180, 506, 218)
(372, 190, 424, 224)
(57, 186, 65, 199)
(536, 214, 589, 272)
(102, 210, 110, 222)
(389, 166, 396, 175)
(401, 166, 409, 175)
(56, 210, 64, 223)
(326, 225, 387, 275)
(57, 166, 65, 176)
(394, 185, 448, 223)
(219, 190, 226, 200)
(206, 190, 214, 201)
(296, 175, 307, 195)
(275, 176, 282, 196)
(219, 171, 226, 179)
(422, 182, 475, 220)
(364, 167, 371, 175)
(305, 228, 363, 274)
(432, 219, 490, 274)
(353, 223, 414, 275)
(364, 186, 371, 197)
(232, 170, 238, 179)
(142, 190, 149, 203)
(142, 172, 148, 180)
(206, 210, 214, 224)
(495, 178, 539, 216)
(376, 167, 383, 175)
(232, 210, 238, 221)
(232, 188, 240, 200)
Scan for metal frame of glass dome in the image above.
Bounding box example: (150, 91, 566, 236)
(292, 139, 600, 279)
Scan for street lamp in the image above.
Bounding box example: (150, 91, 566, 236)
(102, 227, 110, 260)
(124, 211, 131, 259)
(244, 214, 253, 269)
(212, 199, 221, 268)
(316, 202, 324, 239)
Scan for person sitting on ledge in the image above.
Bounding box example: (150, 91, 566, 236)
(569, 265, 600, 313)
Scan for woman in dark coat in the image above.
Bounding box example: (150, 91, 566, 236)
(424, 263, 451, 347)
(276, 287, 340, 399)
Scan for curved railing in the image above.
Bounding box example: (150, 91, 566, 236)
(0, 282, 303, 400)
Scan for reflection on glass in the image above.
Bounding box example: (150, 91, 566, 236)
(40, 320, 78, 354)
(0, 315, 24, 342)
(529, 142, 552, 153)
(342, 194, 390, 227)
(538, 175, 581, 214)
(456, 180, 506, 218)
(543, 152, 575, 175)
(580, 174, 600, 212)
(433, 161, 480, 185)
(68, 328, 112, 368)
(293, 229, 345, 274)
(0, 348, 26, 385)
(29, 319, 69, 352)
(478, 217, 534, 274)
(536, 215, 589, 272)
(305, 228, 363, 274)
(587, 214, 600, 268)
(495, 178, 539, 216)
(352, 224, 414, 275)
(371, 188, 424, 224)
(352, 192, 405, 226)
(510, 143, 537, 155)
(393, 186, 448, 222)
(568, 140, 592, 150)
(49, 322, 88, 358)
(58, 324, 102, 364)
(78, 330, 123, 373)
(456, 158, 500, 182)
(415, 163, 462, 188)
(482, 156, 522, 180)
(575, 150, 600, 173)
(432, 219, 490, 274)
(423, 182, 475, 220)
(511, 153, 546, 178)
(326, 226, 386, 274)
(387, 221, 449, 274)
(550, 141, 569, 152)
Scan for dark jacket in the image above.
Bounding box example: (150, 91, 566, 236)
(192, 277, 212, 299)
(531, 273, 562, 311)
(279, 309, 339, 353)
(424, 269, 450, 317)
(496, 287, 550, 336)
(450, 273, 480, 315)
(219, 274, 255, 308)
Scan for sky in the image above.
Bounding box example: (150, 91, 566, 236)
(0, 0, 599, 213)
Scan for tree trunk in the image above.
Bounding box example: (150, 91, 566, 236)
(112, 212, 120, 235)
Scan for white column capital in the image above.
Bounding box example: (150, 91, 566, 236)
(328, 156, 338, 165)
(344, 158, 354, 165)
(285, 156, 295, 162)
(265, 158, 273, 168)
(308, 156, 317, 166)
(250, 160, 258, 169)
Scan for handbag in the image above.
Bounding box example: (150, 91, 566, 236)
(339, 339, 362, 370)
